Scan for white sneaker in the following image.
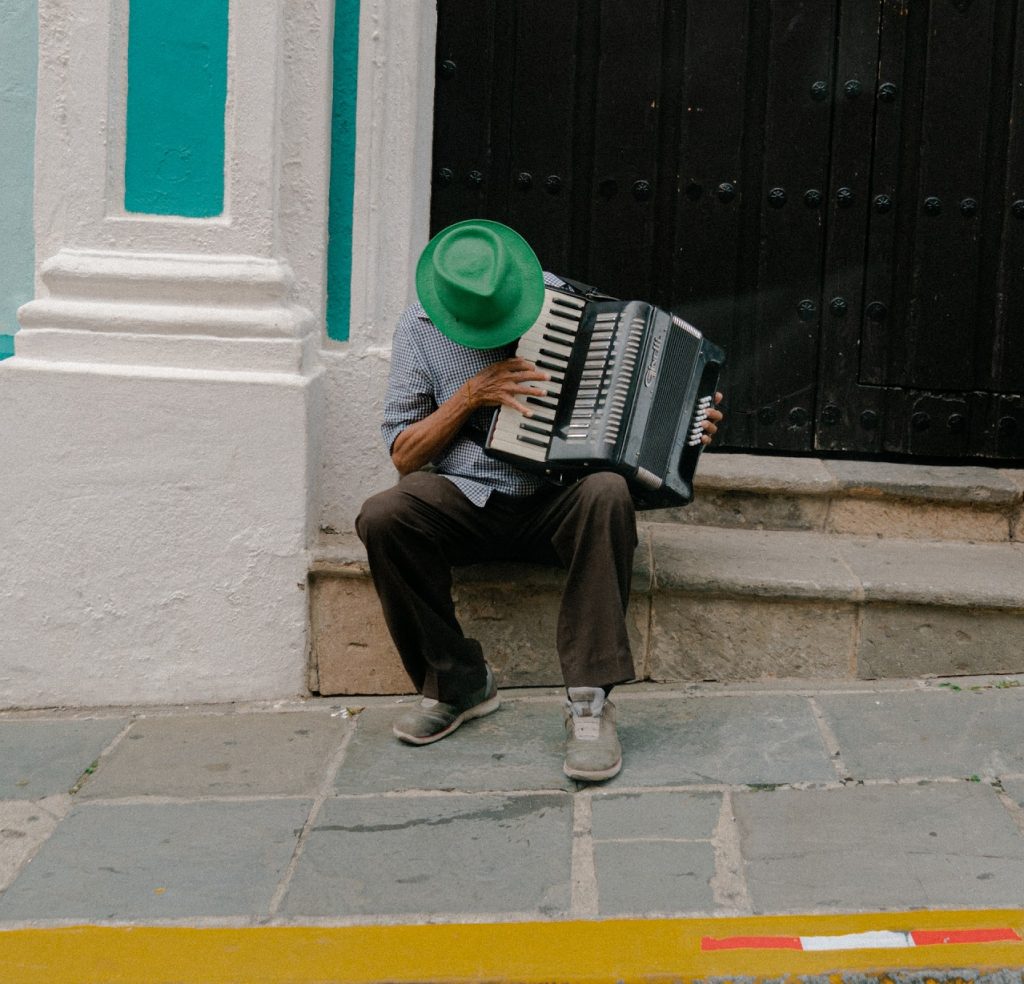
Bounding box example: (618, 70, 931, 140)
(563, 687, 622, 781)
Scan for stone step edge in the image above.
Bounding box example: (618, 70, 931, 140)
(695, 453, 1024, 508)
(311, 526, 1024, 612)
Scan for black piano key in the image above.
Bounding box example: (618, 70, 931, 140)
(535, 359, 565, 373)
(544, 321, 577, 339)
(522, 421, 552, 436)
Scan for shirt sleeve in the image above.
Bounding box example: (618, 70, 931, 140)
(381, 308, 437, 455)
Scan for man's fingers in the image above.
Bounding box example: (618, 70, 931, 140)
(501, 358, 549, 382)
(699, 394, 725, 445)
(502, 395, 535, 417)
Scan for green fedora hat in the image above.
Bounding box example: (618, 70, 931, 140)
(415, 219, 545, 349)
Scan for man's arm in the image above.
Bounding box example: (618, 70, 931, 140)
(390, 357, 550, 475)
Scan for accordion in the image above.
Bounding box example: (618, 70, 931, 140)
(484, 287, 725, 509)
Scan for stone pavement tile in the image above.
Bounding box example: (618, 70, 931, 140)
(590, 792, 721, 916)
(594, 841, 716, 916)
(733, 782, 1024, 912)
(78, 712, 350, 799)
(0, 800, 311, 921)
(0, 796, 71, 891)
(816, 689, 1024, 780)
(283, 792, 572, 917)
(613, 696, 836, 787)
(334, 700, 574, 794)
(0, 719, 128, 799)
(590, 791, 721, 840)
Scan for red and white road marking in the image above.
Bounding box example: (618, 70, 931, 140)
(702, 926, 1022, 952)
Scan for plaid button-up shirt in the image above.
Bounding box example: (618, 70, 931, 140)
(381, 272, 568, 506)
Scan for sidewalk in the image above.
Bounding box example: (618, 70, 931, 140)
(2, 676, 1024, 981)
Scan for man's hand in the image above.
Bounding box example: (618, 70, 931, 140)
(389, 358, 550, 475)
(700, 392, 725, 445)
(464, 358, 550, 417)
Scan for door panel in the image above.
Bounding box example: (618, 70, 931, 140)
(430, 0, 1024, 461)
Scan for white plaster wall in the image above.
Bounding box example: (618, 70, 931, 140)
(0, 365, 318, 707)
(0, 0, 330, 707)
(0, 0, 435, 706)
(316, 0, 438, 531)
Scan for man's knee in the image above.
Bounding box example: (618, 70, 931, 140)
(576, 472, 633, 511)
(355, 486, 406, 544)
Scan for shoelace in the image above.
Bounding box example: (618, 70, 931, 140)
(566, 688, 606, 740)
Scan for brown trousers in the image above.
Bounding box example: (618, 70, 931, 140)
(355, 470, 638, 702)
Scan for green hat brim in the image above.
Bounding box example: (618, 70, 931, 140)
(415, 219, 546, 350)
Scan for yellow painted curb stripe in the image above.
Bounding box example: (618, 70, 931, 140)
(2, 910, 1024, 983)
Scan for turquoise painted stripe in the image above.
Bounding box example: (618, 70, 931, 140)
(124, 0, 228, 217)
(326, 0, 361, 342)
(0, 0, 38, 361)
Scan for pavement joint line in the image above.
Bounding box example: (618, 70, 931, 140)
(844, 775, 1010, 788)
(569, 790, 598, 917)
(68, 793, 320, 806)
(710, 789, 752, 916)
(807, 694, 850, 780)
(327, 787, 573, 800)
(849, 603, 864, 676)
(265, 720, 358, 918)
(59, 777, 1020, 806)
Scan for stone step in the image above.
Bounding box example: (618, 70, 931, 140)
(662, 454, 1024, 542)
(309, 525, 1024, 696)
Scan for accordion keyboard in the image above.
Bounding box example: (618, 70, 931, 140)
(487, 289, 587, 462)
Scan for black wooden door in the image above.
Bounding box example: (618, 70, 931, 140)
(430, 0, 1024, 460)
(819, 0, 1024, 458)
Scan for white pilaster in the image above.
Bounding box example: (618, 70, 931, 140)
(0, 0, 333, 706)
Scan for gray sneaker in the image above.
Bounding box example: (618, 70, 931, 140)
(393, 664, 500, 745)
(563, 687, 622, 781)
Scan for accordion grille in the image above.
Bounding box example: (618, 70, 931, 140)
(638, 329, 701, 470)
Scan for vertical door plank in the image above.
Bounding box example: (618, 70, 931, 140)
(584, 0, 666, 299)
(897, 0, 997, 394)
(670, 1, 754, 449)
(504, 0, 581, 276)
(981, 0, 1024, 393)
(748, 0, 837, 451)
(430, 0, 500, 233)
(815, 0, 884, 453)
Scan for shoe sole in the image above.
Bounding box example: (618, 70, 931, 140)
(563, 757, 622, 782)
(393, 692, 501, 746)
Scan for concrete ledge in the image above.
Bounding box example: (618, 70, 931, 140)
(666, 454, 1024, 542)
(310, 528, 1024, 693)
(309, 533, 652, 694)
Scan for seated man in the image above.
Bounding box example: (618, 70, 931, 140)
(356, 219, 723, 782)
